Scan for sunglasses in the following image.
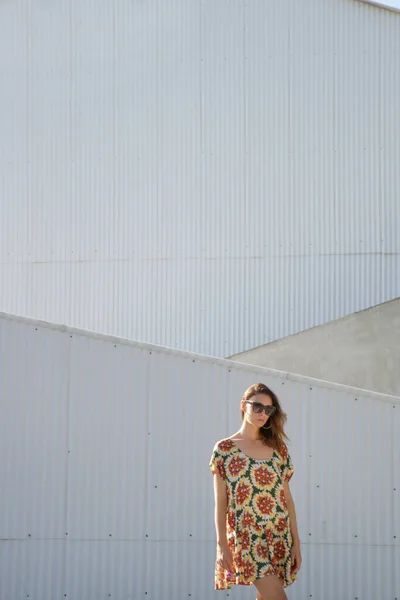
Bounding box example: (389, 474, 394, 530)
(245, 400, 276, 417)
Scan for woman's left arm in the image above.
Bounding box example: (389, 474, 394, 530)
(283, 480, 302, 574)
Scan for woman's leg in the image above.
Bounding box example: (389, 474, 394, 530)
(253, 575, 287, 600)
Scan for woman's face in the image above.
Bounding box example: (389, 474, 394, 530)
(242, 393, 274, 428)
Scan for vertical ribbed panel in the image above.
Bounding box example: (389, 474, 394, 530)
(0, 0, 400, 357)
(0, 313, 399, 599)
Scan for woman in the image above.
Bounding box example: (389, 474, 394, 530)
(209, 383, 301, 600)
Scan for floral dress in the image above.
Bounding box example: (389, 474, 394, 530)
(209, 438, 297, 590)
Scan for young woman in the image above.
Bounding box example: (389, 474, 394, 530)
(209, 383, 301, 600)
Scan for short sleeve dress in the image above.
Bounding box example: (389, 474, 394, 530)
(209, 437, 297, 590)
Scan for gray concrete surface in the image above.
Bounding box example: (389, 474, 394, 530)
(229, 298, 400, 396)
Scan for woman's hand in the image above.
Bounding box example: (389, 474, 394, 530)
(291, 542, 302, 574)
(216, 541, 234, 572)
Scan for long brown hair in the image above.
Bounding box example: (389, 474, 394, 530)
(241, 383, 289, 452)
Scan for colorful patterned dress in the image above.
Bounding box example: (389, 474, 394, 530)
(209, 438, 297, 590)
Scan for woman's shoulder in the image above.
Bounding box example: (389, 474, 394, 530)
(212, 437, 237, 455)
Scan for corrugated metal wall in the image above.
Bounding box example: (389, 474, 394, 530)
(0, 0, 400, 357)
(0, 311, 399, 600)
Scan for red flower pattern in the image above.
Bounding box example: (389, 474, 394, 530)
(228, 510, 236, 530)
(273, 540, 287, 563)
(240, 529, 251, 551)
(235, 480, 252, 506)
(242, 556, 257, 581)
(275, 516, 288, 532)
(254, 541, 269, 561)
(253, 464, 277, 487)
(228, 454, 248, 478)
(240, 509, 256, 529)
(265, 528, 274, 546)
(255, 494, 276, 517)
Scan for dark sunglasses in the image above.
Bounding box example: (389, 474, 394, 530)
(245, 400, 276, 417)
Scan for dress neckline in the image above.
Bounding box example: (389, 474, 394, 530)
(228, 438, 277, 463)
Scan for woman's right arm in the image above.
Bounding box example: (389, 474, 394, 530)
(213, 472, 233, 570)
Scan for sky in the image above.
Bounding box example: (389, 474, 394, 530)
(365, 0, 400, 7)
(377, 0, 400, 7)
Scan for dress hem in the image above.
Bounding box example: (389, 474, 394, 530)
(215, 574, 296, 591)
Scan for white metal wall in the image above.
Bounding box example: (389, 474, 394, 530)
(0, 311, 399, 600)
(0, 0, 400, 358)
